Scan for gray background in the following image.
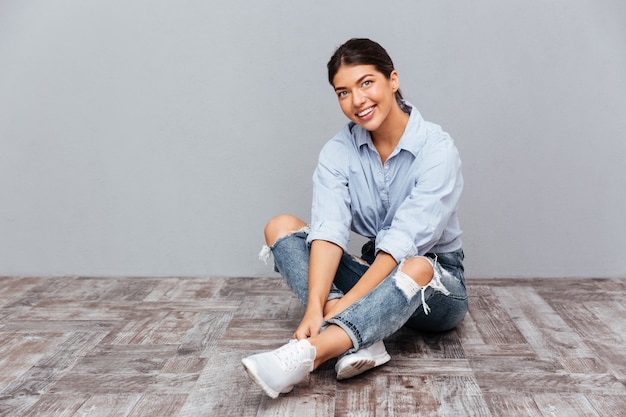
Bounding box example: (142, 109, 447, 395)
(1, 1, 625, 278)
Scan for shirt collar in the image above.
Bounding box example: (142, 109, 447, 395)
(352, 100, 425, 157)
(397, 101, 425, 157)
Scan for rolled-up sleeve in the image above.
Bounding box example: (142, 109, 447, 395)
(307, 139, 352, 251)
(376, 139, 463, 262)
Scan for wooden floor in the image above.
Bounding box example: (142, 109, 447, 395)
(0, 276, 624, 417)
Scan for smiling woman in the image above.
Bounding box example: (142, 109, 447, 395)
(242, 38, 467, 399)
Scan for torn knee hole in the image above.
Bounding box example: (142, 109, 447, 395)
(258, 225, 310, 264)
(393, 257, 451, 315)
(393, 268, 422, 300)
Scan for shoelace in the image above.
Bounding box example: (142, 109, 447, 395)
(272, 340, 309, 372)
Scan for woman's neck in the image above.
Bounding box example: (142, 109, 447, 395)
(371, 104, 410, 163)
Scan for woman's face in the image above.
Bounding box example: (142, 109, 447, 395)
(332, 64, 399, 133)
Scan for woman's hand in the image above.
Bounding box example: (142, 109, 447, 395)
(294, 309, 324, 340)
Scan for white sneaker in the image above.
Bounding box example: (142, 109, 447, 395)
(335, 340, 391, 380)
(242, 339, 316, 398)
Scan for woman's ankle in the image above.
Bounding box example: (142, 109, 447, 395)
(309, 324, 353, 368)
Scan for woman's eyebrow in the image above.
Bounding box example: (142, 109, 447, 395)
(334, 74, 375, 91)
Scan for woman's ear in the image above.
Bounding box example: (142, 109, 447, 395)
(390, 70, 400, 92)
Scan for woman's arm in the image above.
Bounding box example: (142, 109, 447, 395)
(293, 239, 343, 340)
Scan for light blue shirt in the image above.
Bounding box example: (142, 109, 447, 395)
(307, 102, 463, 263)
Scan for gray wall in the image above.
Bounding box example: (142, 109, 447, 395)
(1, 1, 625, 278)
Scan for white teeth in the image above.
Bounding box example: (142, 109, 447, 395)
(357, 107, 374, 117)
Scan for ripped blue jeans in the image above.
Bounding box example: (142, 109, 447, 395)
(260, 228, 468, 354)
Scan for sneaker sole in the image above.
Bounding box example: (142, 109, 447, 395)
(242, 358, 293, 399)
(336, 352, 391, 380)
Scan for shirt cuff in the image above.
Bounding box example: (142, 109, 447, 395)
(307, 220, 349, 252)
(376, 229, 417, 263)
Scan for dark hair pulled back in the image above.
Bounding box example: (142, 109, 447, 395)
(327, 38, 403, 101)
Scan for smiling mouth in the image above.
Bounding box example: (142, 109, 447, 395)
(356, 106, 375, 117)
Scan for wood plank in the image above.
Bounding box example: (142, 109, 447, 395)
(236, 294, 297, 320)
(469, 356, 558, 374)
(549, 301, 626, 379)
(582, 339, 626, 381)
(99, 279, 161, 302)
(130, 310, 199, 345)
(463, 343, 537, 357)
(421, 329, 466, 359)
(433, 375, 493, 417)
(585, 394, 626, 417)
(491, 286, 595, 359)
(73, 393, 142, 417)
(127, 394, 188, 417)
(70, 344, 178, 374)
(19, 394, 87, 417)
(467, 286, 527, 345)
(1, 320, 119, 333)
(474, 371, 626, 395)
(13, 300, 138, 321)
(385, 325, 429, 357)
(334, 373, 388, 416)
(387, 375, 442, 417)
(220, 319, 300, 349)
(161, 355, 207, 374)
(0, 332, 67, 390)
(483, 393, 543, 417)
(384, 358, 474, 377)
(532, 393, 600, 417)
(48, 374, 158, 395)
(0, 331, 106, 397)
(256, 370, 336, 417)
(0, 277, 44, 306)
(454, 307, 486, 346)
(585, 301, 626, 344)
(142, 277, 225, 302)
(177, 311, 233, 356)
(0, 392, 40, 417)
(175, 349, 262, 417)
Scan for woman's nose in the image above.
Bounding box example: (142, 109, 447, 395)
(352, 89, 366, 107)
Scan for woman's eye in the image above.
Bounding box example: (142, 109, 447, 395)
(362, 80, 372, 87)
(338, 91, 348, 98)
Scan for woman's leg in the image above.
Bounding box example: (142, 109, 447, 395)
(308, 324, 353, 368)
(324, 253, 467, 354)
